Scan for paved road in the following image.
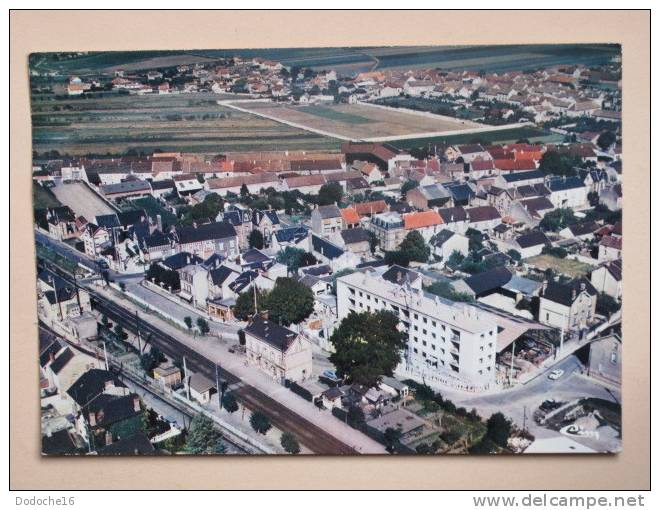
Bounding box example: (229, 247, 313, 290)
(458, 355, 620, 439)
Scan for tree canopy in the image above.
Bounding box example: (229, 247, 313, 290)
(186, 413, 225, 454)
(249, 411, 272, 435)
(180, 194, 224, 225)
(538, 150, 580, 177)
(399, 230, 430, 263)
(485, 412, 512, 448)
(248, 229, 265, 249)
(317, 182, 343, 206)
(267, 277, 314, 326)
(539, 207, 578, 232)
(597, 130, 617, 151)
(280, 431, 301, 454)
(329, 310, 407, 388)
(275, 246, 318, 274)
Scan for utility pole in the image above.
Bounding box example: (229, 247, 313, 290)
(215, 363, 221, 410)
(523, 405, 527, 433)
(102, 341, 109, 371)
(135, 310, 142, 353)
(509, 340, 516, 386)
(183, 356, 191, 400)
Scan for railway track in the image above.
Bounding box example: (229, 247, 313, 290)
(90, 293, 357, 455)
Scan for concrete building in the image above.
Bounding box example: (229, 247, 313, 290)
(336, 268, 498, 388)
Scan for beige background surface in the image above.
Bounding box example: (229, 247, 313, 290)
(10, 10, 650, 490)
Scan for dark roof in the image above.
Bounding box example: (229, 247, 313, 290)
(143, 230, 171, 249)
(516, 230, 550, 248)
(340, 227, 371, 245)
(67, 369, 126, 408)
(382, 265, 420, 286)
(40, 335, 64, 368)
(101, 180, 151, 195)
(437, 206, 468, 223)
(229, 270, 259, 294)
(516, 183, 550, 198)
(604, 259, 623, 281)
(315, 204, 342, 219)
(252, 209, 280, 226)
(222, 209, 248, 227)
(117, 209, 147, 228)
(389, 202, 414, 214)
(463, 267, 513, 296)
(150, 179, 175, 191)
(547, 176, 585, 192)
(501, 170, 544, 183)
(301, 264, 332, 276)
(467, 206, 500, 223)
(42, 429, 79, 455)
(518, 197, 554, 215)
(88, 393, 142, 428)
(175, 221, 237, 244)
(244, 318, 298, 352)
(209, 265, 236, 286)
(203, 253, 225, 269)
(274, 225, 309, 243)
(569, 222, 599, 236)
(95, 214, 121, 229)
(241, 248, 271, 265)
(542, 278, 597, 306)
(431, 229, 455, 247)
(49, 348, 75, 375)
(312, 234, 344, 259)
(98, 432, 156, 456)
(160, 252, 203, 271)
(443, 182, 475, 201)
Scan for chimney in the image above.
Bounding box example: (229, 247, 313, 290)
(580, 282, 586, 292)
(156, 214, 163, 231)
(49, 352, 55, 363)
(105, 431, 113, 445)
(541, 280, 547, 296)
(571, 288, 577, 301)
(88, 412, 96, 427)
(133, 396, 141, 412)
(104, 379, 114, 390)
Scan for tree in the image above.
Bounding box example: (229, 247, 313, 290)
(196, 317, 210, 336)
(329, 310, 407, 388)
(240, 183, 250, 197)
(280, 431, 301, 454)
(485, 412, 512, 448)
(113, 324, 125, 341)
(276, 246, 317, 274)
(249, 411, 272, 435)
(539, 208, 577, 232)
(401, 179, 419, 196)
(596, 292, 621, 316)
(317, 182, 343, 206)
(447, 250, 466, 269)
(399, 230, 429, 263)
(119, 282, 126, 292)
(425, 280, 474, 303)
(233, 286, 269, 320)
(597, 130, 616, 151)
(538, 150, 579, 177)
(186, 413, 223, 454)
(384, 250, 410, 267)
(183, 316, 193, 331)
(221, 392, 239, 413)
(383, 427, 403, 454)
(248, 229, 265, 249)
(367, 230, 379, 254)
(180, 193, 224, 225)
(507, 249, 522, 262)
(267, 277, 314, 326)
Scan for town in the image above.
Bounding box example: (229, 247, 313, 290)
(32, 46, 622, 456)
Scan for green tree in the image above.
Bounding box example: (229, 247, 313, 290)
(249, 411, 272, 435)
(399, 230, 429, 263)
(248, 229, 265, 249)
(485, 412, 512, 448)
(597, 130, 616, 151)
(280, 431, 301, 454)
(240, 183, 250, 197)
(401, 179, 419, 196)
(221, 392, 239, 413)
(183, 316, 193, 331)
(113, 324, 125, 341)
(540, 208, 577, 232)
(181, 194, 224, 225)
(447, 250, 466, 269)
(186, 413, 223, 454)
(384, 250, 410, 267)
(317, 182, 343, 206)
(196, 317, 210, 336)
(383, 427, 403, 454)
(233, 286, 269, 320)
(329, 310, 407, 388)
(425, 280, 474, 303)
(507, 249, 522, 262)
(596, 292, 621, 316)
(538, 150, 579, 177)
(276, 246, 317, 274)
(267, 277, 314, 326)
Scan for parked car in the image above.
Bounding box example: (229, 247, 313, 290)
(548, 369, 565, 380)
(319, 369, 342, 385)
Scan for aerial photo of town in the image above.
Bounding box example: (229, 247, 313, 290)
(31, 44, 623, 456)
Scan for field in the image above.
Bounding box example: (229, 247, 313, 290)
(525, 254, 593, 278)
(30, 92, 341, 155)
(32, 184, 63, 210)
(227, 101, 485, 141)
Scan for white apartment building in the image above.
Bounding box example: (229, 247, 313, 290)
(336, 268, 498, 388)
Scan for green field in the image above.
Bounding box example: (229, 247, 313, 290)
(32, 184, 63, 209)
(388, 126, 563, 150)
(30, 92, 341, 155)
(299, 105, 371, 124)
(526, 254, 593, 278)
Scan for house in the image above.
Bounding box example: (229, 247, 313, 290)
(598, 235, 622, 262)
(39, 206, 78, 241)
(599, 183, 622, 211)
(445, 144, 490, 164)
(299, 274, 331, 296)
(509, 197, 555, 227)
(352, 161, 383, 183)
(512, 230, 550, 258)
(188, 373, 215, 404)
(379, 376, 410, 399)
(354, 200, 388, 217)
(243, 316, 313, 383)
(466, 206, 501, 232)
(312, 234, 361, 272)
(430, 229, 469, 265)
(153, 364, 182, 388)
(495, 170, 545, 189)
(586, 334, 621, 387)
(443, 181, 476, 206)
(37, 269, 88, 323)
(311, 204, 343, 236)
(406, 184, 453, 210)
(560, 221, 600, 241)
(437, 206, 469, 234)
(341, 141, 411, 172)
(172, 221, 238, 260)
(173, 175, 203, 196)
(251, 209, 280, 243)
(367, 407, 428, 443)
(205, 173, 280, 196)
(321, 387, 345, 409)
(178, 264, 209, 308)
(338, 228, 372, 258)
(100, 179, 152, 200)
(270, 226, 311, 252)
(590, 259, 622, 300)
(538, 278, 598, 331)
(545, 176, 588, 210)
(453, 267, 514, 299)
(339, 207, 361, 229)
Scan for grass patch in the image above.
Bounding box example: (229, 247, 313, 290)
(299, 105, 371, 124)
(525, 254, 593, 278)
(389, 126, 550, 150)
(33, 184, 63, 210)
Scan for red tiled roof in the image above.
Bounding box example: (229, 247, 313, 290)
(600, 235, 622, 250)
(354, 200, 388, 216)
(403, 210, 443, 229)
(340, 207, 360, 225)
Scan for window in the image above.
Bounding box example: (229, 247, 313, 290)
(422, 329, 427, 335)
(413, 348, 418, 354)
(611, 352, 618, 364)
(423, 317, 428, 324)
(422, 341, 427, 347)
(431, 344, 436, 350)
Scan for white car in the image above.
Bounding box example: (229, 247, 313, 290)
(548, 369, 565, 380)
